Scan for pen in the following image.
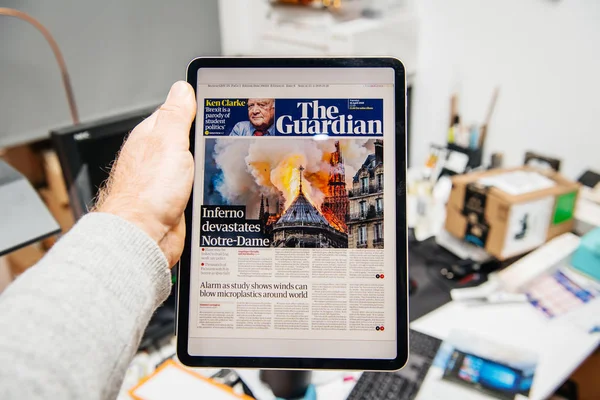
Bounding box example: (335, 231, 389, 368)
(466, 292, 529, 306)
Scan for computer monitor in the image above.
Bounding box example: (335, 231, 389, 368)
(50, 106, 155, 218)
(50, 105, 177, 350)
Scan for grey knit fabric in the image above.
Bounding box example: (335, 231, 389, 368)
(0, 212, 171, 399)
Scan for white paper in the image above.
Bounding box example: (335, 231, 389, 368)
(478, 171, 556, 196)
(497, 233, 580, 292)
(560, 297, 600, 333)
(444, 151, 470, 174)
(131, 363, 244, 400)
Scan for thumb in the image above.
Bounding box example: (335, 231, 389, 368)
(152, 81, 196, 147)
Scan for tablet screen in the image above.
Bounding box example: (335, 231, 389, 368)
(189, 67, 398, 360)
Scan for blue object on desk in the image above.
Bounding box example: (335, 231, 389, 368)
(276, 384, 316, 400)
(571, 228, 600, 281)
(469, 126, 480, 150)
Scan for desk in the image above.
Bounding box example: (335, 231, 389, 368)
(411, 301, 600, 400)
(411, 231, 600, 400)
(412, 233, 600, 400)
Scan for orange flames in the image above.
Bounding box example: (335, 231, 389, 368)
(247, 149, 347, 233)
(271, 155, 310, 209)
(321, 207, 348, 233)
(250, 154, 330, 211)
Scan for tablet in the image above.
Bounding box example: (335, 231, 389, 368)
(177, 57, 408, 371)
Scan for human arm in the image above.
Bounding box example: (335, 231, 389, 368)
(0, 81, 196, 400)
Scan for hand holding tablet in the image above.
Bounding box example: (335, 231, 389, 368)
(177, 58, 408, 371)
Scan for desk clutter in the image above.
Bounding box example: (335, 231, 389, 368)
(451, 232, 600, 330)
(405, 133, 600, 399)
(417, 232, 600, 400)
(443, 88, 499, 171)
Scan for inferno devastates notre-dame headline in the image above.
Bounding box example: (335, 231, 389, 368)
(201, 206, 270, 247)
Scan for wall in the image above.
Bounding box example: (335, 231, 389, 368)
(411, 0, 600, 179)
(218, 0, 271, 56)
(0, 1, 221, 148)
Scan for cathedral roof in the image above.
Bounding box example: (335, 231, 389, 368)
(275, 192, 332, 228)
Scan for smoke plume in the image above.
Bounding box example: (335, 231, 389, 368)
(210, 138, 375, 217)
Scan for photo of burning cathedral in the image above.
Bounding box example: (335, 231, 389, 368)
(203, 137, 383, 249)
(264, 166, 347, 248)
(258, 141, 348, 248)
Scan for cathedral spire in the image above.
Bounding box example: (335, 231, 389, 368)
(259, 194, 264, 219)
(298, 165, 305, 195)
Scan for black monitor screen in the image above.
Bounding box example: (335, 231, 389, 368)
(76, 132, 126, 198)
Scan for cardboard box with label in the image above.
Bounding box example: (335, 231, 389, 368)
(445, 167, 580, 260)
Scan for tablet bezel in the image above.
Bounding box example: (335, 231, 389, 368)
(177, 57, 408, 371)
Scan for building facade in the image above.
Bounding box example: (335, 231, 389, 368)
(347, 140, 384, 249)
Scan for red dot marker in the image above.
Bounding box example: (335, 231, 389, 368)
(380, 274, 385, 279)
(201, 263, 204, 266)
(380, 326, 385, 331)
(202, 248, 205, 251)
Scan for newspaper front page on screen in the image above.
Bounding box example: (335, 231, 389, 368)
(194, 93, 395, 346)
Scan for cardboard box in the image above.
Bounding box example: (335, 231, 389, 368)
(42, 150, 70, 206)
(445, 167, 580, 260)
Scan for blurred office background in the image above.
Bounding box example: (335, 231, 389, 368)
(2, 0, 599, 178)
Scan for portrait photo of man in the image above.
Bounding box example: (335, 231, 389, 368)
(229, 98, 275, 136)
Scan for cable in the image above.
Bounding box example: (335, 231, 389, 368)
(0, 7, 79, 124)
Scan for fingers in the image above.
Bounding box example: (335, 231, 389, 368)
(152, 81, 196, 148)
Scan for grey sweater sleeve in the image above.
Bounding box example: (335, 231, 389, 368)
(0, 212, 172, 400)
